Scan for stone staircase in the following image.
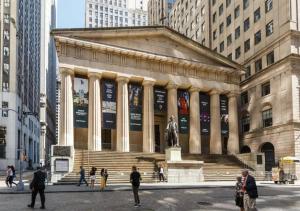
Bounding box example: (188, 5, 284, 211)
(54, 151, 264, 185)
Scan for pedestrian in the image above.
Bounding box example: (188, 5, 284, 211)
(130, 165, 142, 207)
(235, 176, 244, 211)
(27, 167, 46, 209)
(5, 166, 12, 188)
(10, 165, 17, 186)
(100, 168, 106, 191)
(77, 166, 88, 186)
(158, 165, 165, 182)
(104, 169, 109, 187)
(89, 167, 97, 189)
(242, 170, 258, 211)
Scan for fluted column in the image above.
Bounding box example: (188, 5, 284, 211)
(166, 82, 178, 123)
(210, 90, 222, 154)
(59, 68, 74, 147)
(189, 87, 201, 154)
(143, 79, 156, 153)
(116, 76, 130, 152)
(227, 92, 239, 154)
(88, 72, 102, 151)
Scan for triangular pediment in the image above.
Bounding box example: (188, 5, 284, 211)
(52, 26, 242, 71)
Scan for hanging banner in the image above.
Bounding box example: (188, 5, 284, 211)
(73, 77, 89, 128)
(129, 84, 143, 131)
(177, 90, 189, 134)
(2, 2, 11, 91)
(154, 87, 167, 114)
(102, 80, 116, 129)
(220, 94, 229, 137)
(200, 93, 210, 135)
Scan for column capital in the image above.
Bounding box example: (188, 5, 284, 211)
(209, 89, 222, 95)
(142, 79, 156, 86)
(166, 82, 178, 90)
(227, 92, 239, 98)
(189, 86, 201, 93)
(60, 67, 74, 76)
(116, 75, 130, 83)
(88, 71, 102, 79)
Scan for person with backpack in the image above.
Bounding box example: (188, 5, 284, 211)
(27, 167, 46, 209)
(130, 166, 142, 207)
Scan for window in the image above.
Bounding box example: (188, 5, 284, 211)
(245, 65, 251, 78)
(226, 0, 231, 7)
(244, 39, 250, 52)
(266, 20, 273, 36)
(213, 12, 217, 23)
(2, 102, 8, 117)
(212, 0, 216, 6)
(235, 47, 241, 59)
(267, 51, 275, 66)
(255, 59, 262, 72)
(234, 6, 240, 19)
(235, 26, 240, 39)
(219, 4, 224, 16)
(254, 8, 260, 23)
(4, 0, 10, 7)
(201, 23, 205, 32)
(244, 18, 250, 32)
(262, 82, 271, 96)
(201, 6, 205, 15)
(202, 39, 205, 45)
(262, 108, 272, 127)
(227, 34, 232, 46)
(213, 30, 217, 40)
(3, 47, 9, 56)
(220, 41, 224, 52)
(219, 23, 224, 34)
(241, 114, 250, 132)
(265, 0, 273, 12)
(243, 0, 249, 10)
(226, 15, 231, 26)
(227, 53, 232, 60)
(241, 92, 249, 105)
(196, 29, 200, 39)
(254, 30, 261, 44)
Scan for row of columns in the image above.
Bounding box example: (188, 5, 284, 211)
(59, 68, 239, 154)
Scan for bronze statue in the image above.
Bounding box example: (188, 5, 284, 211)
(165, 115, 179, 147)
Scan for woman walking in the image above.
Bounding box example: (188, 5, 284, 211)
(89, 167, 96, 189)
(235, 176, 244, 211)
(104, 169, 109, 187)
(100, 168, 105, 191)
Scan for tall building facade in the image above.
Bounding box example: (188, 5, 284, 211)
(85, 0, 148, 28)
(148, 0, 176, 25)
(168, 0, 300, 175)
(40, 0, 57, 166)
(0, 0, 41, 169)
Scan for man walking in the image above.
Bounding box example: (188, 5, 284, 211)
(242, 169, 258, 211)
(77, 166, 88, 186)
(27, 167, 46, 209)
(158, 165, 165, 182)
(130, 166, 142, 207)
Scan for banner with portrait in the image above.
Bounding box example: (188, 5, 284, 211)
(200, 93, 210, 135)
(220, 94, 229, 137)
(102, 80, 116, 129)
(177, 90, 189, 134)
(73, 77, 89, 128)
(154, 87, 167, 114)
(129, 84, 143, 131)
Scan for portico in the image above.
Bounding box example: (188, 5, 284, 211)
(53, 26, 243, 155)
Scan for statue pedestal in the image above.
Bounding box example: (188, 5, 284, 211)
(165, 147, 182, 161)
(165, 147, 204, 183)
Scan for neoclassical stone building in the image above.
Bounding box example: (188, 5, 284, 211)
(52, 26, 243, 156)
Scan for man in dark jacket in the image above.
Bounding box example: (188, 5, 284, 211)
(28, 167, 46, 209)
(130, 166, 142, 207)
(77, 166, 88, 186)
(242, 170, 258, 211)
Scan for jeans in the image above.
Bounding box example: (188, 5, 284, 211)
(78, 176, 88, 186)
(132, 186, 140, 205)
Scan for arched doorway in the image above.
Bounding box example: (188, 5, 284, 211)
(241, 145, 251, 153)
(261, 142, 275, 171)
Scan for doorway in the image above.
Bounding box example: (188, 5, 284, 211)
(261, 142, 275, 171)
(102, 129, 112, 150)
(155, 125, 160, 153)
(222, 137, 228, 155)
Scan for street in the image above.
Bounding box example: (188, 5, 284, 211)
(0, 185, 300, 211)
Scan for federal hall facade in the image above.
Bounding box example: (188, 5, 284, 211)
(52, 26, 243, 156)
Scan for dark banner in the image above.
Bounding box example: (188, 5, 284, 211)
(177, 90, 189, 134)
(2, 2, 11, 91)
(102, 80, 116, 129)
(154, 87, 167, 114)
(73, 77, 89, 128)
(200, 93, 210, 135)
(129, 84, 143, 131)
(220, 95, 229, 137)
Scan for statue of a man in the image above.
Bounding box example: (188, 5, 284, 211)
(165, 115, 179, 147)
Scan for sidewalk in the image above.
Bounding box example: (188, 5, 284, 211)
(1, 180, 300, 194)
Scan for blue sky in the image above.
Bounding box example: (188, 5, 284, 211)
(57, 0, 85, 28)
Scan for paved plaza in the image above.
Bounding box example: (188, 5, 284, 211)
(0, 184, 300, 211)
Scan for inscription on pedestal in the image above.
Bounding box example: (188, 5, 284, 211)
(53, 146, 71, 157)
